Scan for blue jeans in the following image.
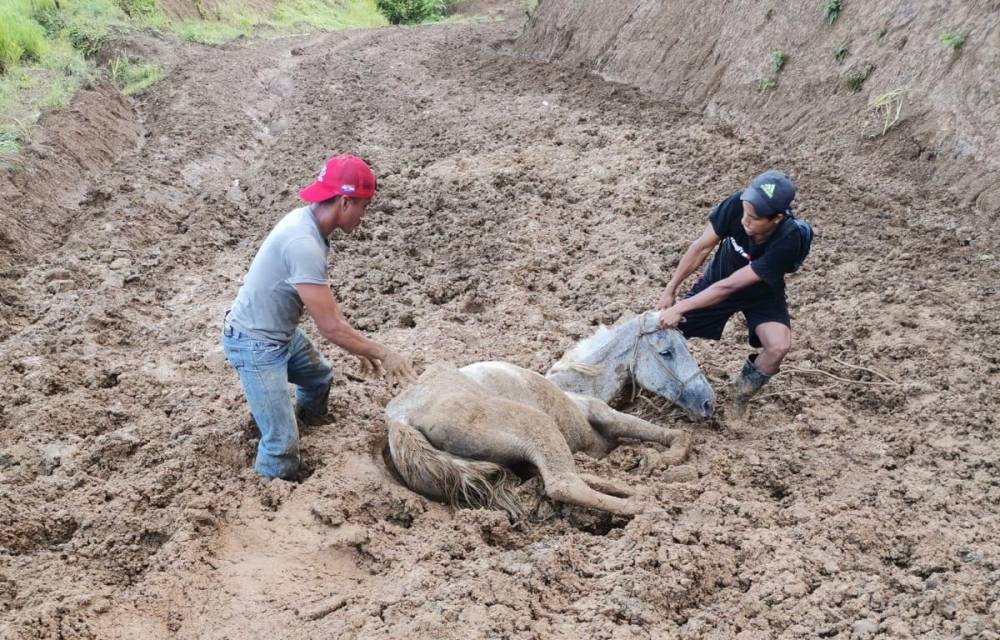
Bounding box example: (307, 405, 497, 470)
(222, 318, 333, 480)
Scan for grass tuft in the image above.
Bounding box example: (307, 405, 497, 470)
(109, 53, 161, 94)
(939, 31, 964, 50)
(868, 88, 904, 135)
(821, 0, 841, 25)
(770, 49, 787, 73)
(116, 0, 159, 18)
(834, 44, 848, 63)
(0, 3, 49, 73)
(845, 63, 873, 93)
(375, 0, 453, 24)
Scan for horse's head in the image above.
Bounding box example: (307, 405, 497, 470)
(631, 312, 715, 420)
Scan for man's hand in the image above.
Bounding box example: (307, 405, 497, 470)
(379, 349, 417, 386)
(658, 305, 685, 329)
(657, 289, 676, 310)
(356, 355, 379, 377)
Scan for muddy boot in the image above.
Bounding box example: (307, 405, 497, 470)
(726, 354, 772, 421)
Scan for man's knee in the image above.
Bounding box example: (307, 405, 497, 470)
(756, 323, 791, 363)
(766, 336, 790, 361)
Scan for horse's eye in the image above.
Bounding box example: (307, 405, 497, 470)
(658, 348, 674, 360)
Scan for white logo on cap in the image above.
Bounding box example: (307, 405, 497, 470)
(318, 166, 327, 180)
(341, 184, 355, 193)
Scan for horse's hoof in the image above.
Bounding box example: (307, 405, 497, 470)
(620, 496, 648, 516)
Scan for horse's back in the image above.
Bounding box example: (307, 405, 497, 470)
(459, 361, 598, 452)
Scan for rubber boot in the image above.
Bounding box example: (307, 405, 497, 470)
(726, 354, 772, 421)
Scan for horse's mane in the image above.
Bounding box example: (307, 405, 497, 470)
(549, 314, 642, 376)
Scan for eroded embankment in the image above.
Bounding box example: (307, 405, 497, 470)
(516, 0, 1000, 220)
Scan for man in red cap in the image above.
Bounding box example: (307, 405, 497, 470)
(222, 154, 417, 480)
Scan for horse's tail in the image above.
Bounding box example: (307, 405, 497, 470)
(387, 420, 525, 520)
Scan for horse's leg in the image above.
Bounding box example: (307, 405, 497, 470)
(507, 419, 641, 515)
(414, 398, 641, 516)
(570, 394, 692, 466)
(577, 473, 634, 497)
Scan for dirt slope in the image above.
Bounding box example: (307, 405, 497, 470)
(515, 0, 1000, 222)
(1, 3, 998, 639)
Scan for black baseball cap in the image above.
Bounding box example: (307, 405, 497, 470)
(740, 170, 796, 218)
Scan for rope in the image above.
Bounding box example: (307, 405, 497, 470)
(831, 356, 898, 384)
(780, 366, 903, 387)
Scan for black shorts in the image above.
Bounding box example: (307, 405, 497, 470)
(678, 276, 790, 348)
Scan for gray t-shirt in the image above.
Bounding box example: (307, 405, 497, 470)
(227, 207, 329, 342)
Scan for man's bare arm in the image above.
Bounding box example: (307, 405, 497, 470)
(296, 283, 416, 384)
(658, 224, 722, 309)
(659, 265, 762, 328)
(295, 284, 386, 360)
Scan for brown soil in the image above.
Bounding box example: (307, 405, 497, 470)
(1, 3, 998, 639)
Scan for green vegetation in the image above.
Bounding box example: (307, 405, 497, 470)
(770, 49, 787, 72)
(834, 44, 848, 63)
(63, 0, 127, 56)
(375, 0, 453, 25)
(175, 0, 387, 44)
(117, 0, 158, 18)
(0, 0, 51, 73)
(820, 0, 841, 25)
(109, 53, 161, 94)
(939, 31, 965, 50)
(759, 78, 776, 92)
(0, 0, 390, 157)
(845, 63, 874, 93)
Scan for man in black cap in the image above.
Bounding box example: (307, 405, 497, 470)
(657, 170, 811, 419)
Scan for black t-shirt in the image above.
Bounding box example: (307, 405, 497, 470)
(700, 192, 802, 301)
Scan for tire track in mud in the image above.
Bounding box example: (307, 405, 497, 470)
(3, 8, 999, 640)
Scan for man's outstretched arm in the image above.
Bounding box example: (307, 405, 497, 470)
(296, 283, 416, 384)
(658, 224, 722, 309)
(659, 265, 762, 328)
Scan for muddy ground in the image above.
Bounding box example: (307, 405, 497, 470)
(1, 3, 998, 639)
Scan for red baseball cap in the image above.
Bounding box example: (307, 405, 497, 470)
(298, 154, 377, 202)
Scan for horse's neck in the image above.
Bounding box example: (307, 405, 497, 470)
(548, 318, 638, 402)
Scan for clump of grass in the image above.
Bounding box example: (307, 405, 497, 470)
(0, 3, 50, 73)
(759, 78, 776, 92)
(31, 0, 65, 37)
(821, 0, 842, 25)
(116, 0, 159, 18)
(108, 53, 161, 95)
(175, 19, 251, 43)
(269, 0, 387, 31)
(375, 0, 452, 24)
(62, 0, 126, 57)
(770, 49, 787, 72)
(868, 88, 904, 135)
(845, 63, 874, 92)
(178, 0, 387, 44)
(0, 117, 31, 159)
(834, 44, 848, 63)
(939, 31, 965, 50)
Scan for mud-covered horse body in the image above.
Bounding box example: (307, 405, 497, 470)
(385, 311, 715, 516)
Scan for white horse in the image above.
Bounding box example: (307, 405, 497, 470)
(385, 311, 715, 517)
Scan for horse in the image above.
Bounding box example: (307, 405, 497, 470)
(385, 310, 715, 517)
